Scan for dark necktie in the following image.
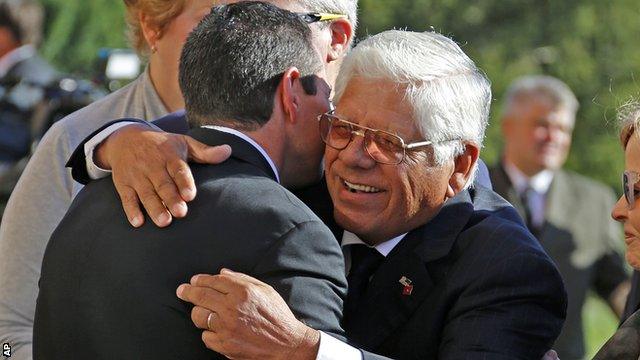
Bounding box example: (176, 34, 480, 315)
(343, 244, 384, 330)
(520, 186, 541, 237)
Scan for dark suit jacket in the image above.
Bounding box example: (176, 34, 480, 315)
(624, 272, 640, 322)
(352, 186, 567, 360)
(34, 127, 347, 359)
(593, 310, 640, 360)
(490, 162, 627, 360)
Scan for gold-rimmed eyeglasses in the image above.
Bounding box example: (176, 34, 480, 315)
(297, 12, 347, 24)
(318, 111, 458, 165)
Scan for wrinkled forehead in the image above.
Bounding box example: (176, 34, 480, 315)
(336, 77, 421, 132)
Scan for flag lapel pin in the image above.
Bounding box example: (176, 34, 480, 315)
(399, 276, 413, 296)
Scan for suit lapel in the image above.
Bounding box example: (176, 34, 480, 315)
(188, 127, 278, 182)
(346, 191, 475, 350)
(490, 162, 527, 220)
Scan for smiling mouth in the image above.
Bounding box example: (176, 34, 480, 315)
(342, 179, 382, 194)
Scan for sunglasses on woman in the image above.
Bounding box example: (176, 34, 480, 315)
(623, 170, 640, 209)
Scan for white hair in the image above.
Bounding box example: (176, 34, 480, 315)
(617, 100, 640, 148)
(502, 75, 579, 122)
(297, 0, 358, 31)
(334, 30, 492, 170)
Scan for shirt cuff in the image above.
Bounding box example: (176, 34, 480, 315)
(316, 332, 362, 360)
(84, 122, 142, 179)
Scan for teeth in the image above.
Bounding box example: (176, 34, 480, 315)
(343, 179, 381, 193)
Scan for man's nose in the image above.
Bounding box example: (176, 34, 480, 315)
(338, 133, 376, 169)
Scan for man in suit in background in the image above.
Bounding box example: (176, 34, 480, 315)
(177, 30, 567, 360)
(33, 3, 346, 358)
(489, 75, 629, 360)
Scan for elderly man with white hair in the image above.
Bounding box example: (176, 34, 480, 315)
(175, 30, 567, 360)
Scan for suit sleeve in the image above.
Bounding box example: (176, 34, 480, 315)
(66, 118, 149, 184)
(66, 111, 189, 184)
(250, 220, 347, 339)
(438, 250, 567, 360)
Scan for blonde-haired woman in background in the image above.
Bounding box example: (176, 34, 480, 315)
(593, 103, 640, 360)
(0, 1, 225, 358)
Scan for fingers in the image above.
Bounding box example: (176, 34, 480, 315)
(219, 268, 265, 286)
(186, 271, 267, 297)
(147, 166, 188, 218)
(191, 306, 219, 331)
(186, 137, 232, 165)
(166, 157, 197, 202)
(114, 184, 145, 228)
(190, 273, 247, 295)
(115, 170, 176, 227)
(138, 176, 172, 227)
(542, 350, 559, 360)
(176, 282, 226, 310)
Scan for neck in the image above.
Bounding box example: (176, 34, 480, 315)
(148, 58, 185, 113)
(503, 154, 544, 178)
(241, 117, 286, 182)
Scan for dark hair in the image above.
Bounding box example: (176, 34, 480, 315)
(0, 3, 23, 44)
(179, 1, 323, 130)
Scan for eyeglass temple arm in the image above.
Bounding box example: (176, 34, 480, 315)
(405, 140, 435, 150)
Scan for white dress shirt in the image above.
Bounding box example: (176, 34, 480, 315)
(503, 162, 554, 229)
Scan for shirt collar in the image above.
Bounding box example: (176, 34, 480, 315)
(0, 45, 35, 79)
(503, 161, 554, 194)
(341, 230, 407, 257)
(200, 125, 280, 183)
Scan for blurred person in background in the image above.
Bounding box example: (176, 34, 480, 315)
(0, 0, 57, 215)
(592, 102, 640, 360)
(489, 75, 629, 360)
(0, 0, 356, 358)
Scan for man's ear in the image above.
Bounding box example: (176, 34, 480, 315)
(327, 19, 353, 62)
(279, 67, 302, 124)
(139, 12, 161, 52)
(446, 143, 480, 198)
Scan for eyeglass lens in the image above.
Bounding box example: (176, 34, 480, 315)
(624, 171, 639, 209)
(319, 113, 404, 164)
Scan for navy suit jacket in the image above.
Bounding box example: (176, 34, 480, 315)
(354, 186, 566, 359)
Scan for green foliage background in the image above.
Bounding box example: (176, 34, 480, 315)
(39, 0, 127, 75)
(38, 0, 640, 190)
(36, 0, 639, 356)
(356, 0, 640, 191)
